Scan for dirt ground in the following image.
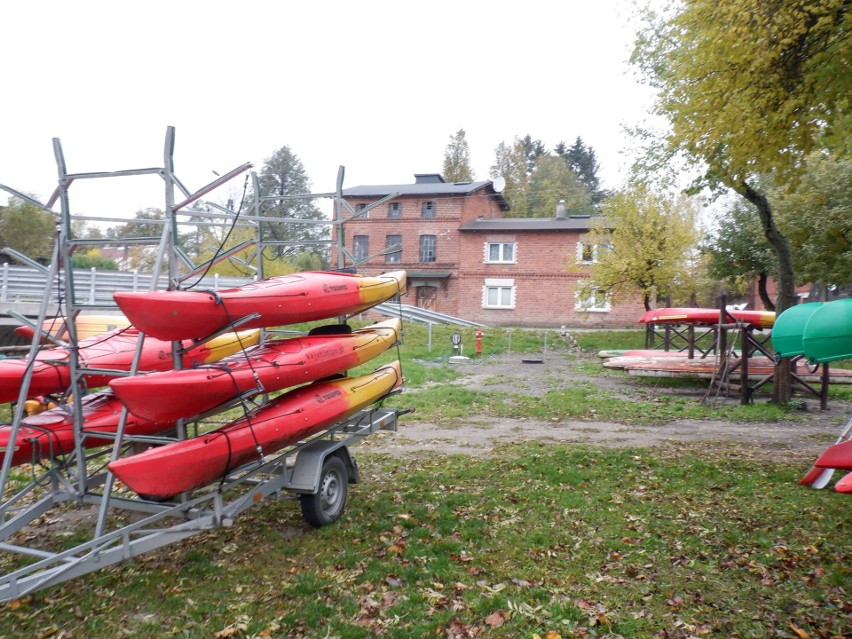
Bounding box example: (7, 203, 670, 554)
(361, 349, 849, 464)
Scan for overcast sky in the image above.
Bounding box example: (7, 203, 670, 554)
(1, 0, 655, 218)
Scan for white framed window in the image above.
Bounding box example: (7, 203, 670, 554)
(388, 202, 402, 218)
(482, 278, 516, 309)
(485, 242, 516, 264)
(385, 235, 402, 264)
(575, 287, 611, 313)
(576, 241, 607, 264)
(419, 234, 437, 262)
(353, 235, 369, 262)
(577, 242, 599, 264)
(421, 201, 436, 218)
(354, 203, 369, 219)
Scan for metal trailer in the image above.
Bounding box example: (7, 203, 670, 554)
(0, 126, 406, 602)
(0, 405, 404, 602)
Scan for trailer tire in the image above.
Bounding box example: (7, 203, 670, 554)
(300, 454, 348, 527)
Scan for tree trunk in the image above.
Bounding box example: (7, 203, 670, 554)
(757, 272, 775, 311)
(734, 180, 796, 403)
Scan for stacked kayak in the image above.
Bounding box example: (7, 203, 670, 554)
(3, 270, 408, 500)
(0, 328, 260, 404)
(0, 391, 173, 467)
(639, 307, 776, 329)
(14, 314, 131, 342)
(109, 361, 403, 500)
(113, 270, 407, 341)
(109, 318, 402, 422)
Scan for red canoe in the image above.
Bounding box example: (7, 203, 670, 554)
(109, 319, 402, 422)
(0, 328, 259, 405)
(834, 471, 852, 494)
(639, 307, 776, 329)
(113, 270, 407, 342)
(108, 361, 403, 500)
(814, 440, 852, 471)
(0, 392, 174, 466)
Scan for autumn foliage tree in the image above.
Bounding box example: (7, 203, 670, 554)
(576, 181, 700, 311)
(442, 129, 474, 182)
(632, 0, 849, 401)
(632, 0, 849, 312)
(0, 197, 56, 263)
(490, 135, 598, 217)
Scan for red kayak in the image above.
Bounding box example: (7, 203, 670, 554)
(814, 440, 852, 471)
(0, 328, 259, 405)
(639, 307, 776, 329)
(109, 319, 402, 422)
(834, 471, 852, 494)
(113, 270, 407, 341)
(14, 314, 131, 342)
(109, 361, 403, 500)
(0, 392, 174, 467)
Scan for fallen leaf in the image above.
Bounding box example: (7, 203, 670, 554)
(483, 610, 506, 627)
(788, 621, 809, 639)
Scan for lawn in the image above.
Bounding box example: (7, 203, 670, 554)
(0, 325, 849, 638)
(1, 445, 848, 639)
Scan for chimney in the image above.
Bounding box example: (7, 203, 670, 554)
(414, 174, 446, 184)
(555, 199, 567, 219)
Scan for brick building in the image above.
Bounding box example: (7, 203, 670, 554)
(336, 174, 641, 328)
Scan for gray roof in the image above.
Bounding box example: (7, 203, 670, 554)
(458, 216, 607, 232)
(343, 179, 510, 210)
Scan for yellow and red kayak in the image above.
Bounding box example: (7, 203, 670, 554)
(14, 314, 131, 342)
(108, 361, 403, 500)
(109, 319, 402, 422)
(113, 270, 407, 342)
(0, 391, 173, 467)
(639, 307, 776, 329)
(0, 328, 259, 405)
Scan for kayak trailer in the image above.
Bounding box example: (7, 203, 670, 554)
(0, 405, 408, 602)
(0, 126, 412, 602)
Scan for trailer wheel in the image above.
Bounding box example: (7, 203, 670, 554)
(300, 455, 348, 527)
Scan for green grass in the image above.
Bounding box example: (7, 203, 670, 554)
(1, 324, 851, 637)
(1, 444, 848, 639)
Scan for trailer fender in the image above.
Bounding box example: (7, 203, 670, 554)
(286, 440, 359, 494)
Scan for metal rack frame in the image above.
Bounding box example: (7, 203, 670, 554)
(0, 126, 403, 602)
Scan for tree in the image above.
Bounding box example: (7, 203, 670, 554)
(632, 0, 849, 401)
(252, 146, 329, 268)
(705, 153, 852, 307)
(517, 134, 547, 176)
(556, 137, 603, 203)
(489, 139, 532, 215)
(526, 155, 592, 218)
(442, 129, 475, 182)
(0, 197, 56, 263)
(702, 199, 778, 310)
(491, 135, 592, 217)
(772, 152, 852, 292)
(576, 181, 701, 311)
(71, 251, 119, 270)
(632, 0, 849, 313)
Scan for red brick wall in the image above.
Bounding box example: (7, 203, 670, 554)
(333, 192, 644, 327)
(456, 231, 641, 327)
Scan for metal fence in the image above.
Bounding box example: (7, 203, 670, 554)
(0, 264, 252, 308)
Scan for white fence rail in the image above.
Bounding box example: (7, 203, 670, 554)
(0, 264, 252, 308)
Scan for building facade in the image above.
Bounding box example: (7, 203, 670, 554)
(336, 174, 640, 328)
